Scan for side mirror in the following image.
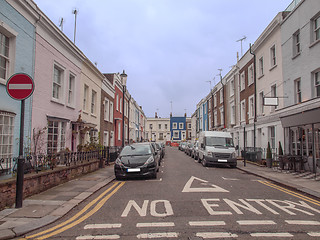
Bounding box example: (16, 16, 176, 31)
(155, 152, 158, 155)
(235, 145, 239, 150)
(201, 143, 204, 149)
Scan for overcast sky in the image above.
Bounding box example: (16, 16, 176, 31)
(35, 0, 292, 118)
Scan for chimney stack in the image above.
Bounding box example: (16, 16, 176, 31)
(155, 112, 158, 118)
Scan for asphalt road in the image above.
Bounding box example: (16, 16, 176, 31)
(23, 147, 320, 239)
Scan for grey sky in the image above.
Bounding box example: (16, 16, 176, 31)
(35, 0, 292, 118)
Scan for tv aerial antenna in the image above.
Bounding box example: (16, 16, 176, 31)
(59, 18, 64, 32)
(236, 36, 247, 57)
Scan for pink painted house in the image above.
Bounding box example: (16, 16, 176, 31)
(32, 8, 85, 154)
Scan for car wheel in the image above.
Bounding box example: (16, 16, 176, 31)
(152, 171, 157, 179)
(115, 175, 123, 180)
(202, 157, 207, 167)
(230, 163, 237, 168)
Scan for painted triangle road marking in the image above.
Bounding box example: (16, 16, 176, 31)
(182, 176, 229, 193)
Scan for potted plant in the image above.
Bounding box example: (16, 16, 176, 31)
(266, 142, 273, 168)
(278, 141, 284, 169)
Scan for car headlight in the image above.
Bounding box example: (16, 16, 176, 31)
(144, 155, 155, 165)
(115, 158, 124, 167)
(231, 152, 236, 159)
(207, 151, 213, 157)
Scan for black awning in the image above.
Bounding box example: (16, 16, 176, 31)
(280, 107, 320, 128)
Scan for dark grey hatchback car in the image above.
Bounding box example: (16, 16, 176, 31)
(114, 143, 160, 180)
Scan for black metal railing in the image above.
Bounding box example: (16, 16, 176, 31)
(0, 146, 122, 179)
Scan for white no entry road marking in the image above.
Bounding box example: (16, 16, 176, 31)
(250, 233, 293, 237)
(76, 235, 120, 239)
(182, 176, 229, 192)
(237, 220, 276, 225)
(222, 177, 239, 181)
(84, 224, 121, 229)
(285, 220, 320, 225)
(196, 232, 238, 238)
(308, 232, 320, 237)
(189, 221, 225, 226)
(137, 232, 179, 238)
(136, 222, 175, 227)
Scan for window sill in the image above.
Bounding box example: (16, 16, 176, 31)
(309, 39, 320, 49)
(0, 78, 6, 85)
(269, 64, 277, 72)
(83, 111, 89, 115)
(292, 52, 301, 60)
(66, 105, 75, 110)
(258, 74, 264, 80)
(51, 99, 65, 106)
(91, 114, 97, 118)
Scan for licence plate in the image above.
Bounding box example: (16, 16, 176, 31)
(218, 159, 228, 162)
(127, 168, 140, 172)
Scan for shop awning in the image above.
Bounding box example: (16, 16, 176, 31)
(280, 107, 320, 128)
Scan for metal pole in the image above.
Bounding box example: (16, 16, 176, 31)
(244, 126, 246, 167)
(122, 85, 125, 147)
(16, 99, 25, 208)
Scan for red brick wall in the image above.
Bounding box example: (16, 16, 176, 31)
(0, 160, 99, 210)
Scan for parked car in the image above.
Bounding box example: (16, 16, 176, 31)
(191, 141, 199, 160)
(179, 142, 187, 151)
(185, 142, 193, 156)
(150, 142, 164, 165)
(114, 143, 160, 179)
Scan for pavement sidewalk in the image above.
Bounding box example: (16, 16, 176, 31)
(0, 160, 319, 240)
(0, 164, 116, 240)
(237, 160, 320, 199)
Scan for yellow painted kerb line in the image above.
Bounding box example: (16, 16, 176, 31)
(259, 180, 320, 206)
(23, 181, 125, 240)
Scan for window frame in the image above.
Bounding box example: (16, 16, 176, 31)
(83, 84, 89, 112)
(240, 72, 246, 91)
(258, 56, 264, 77)
(270, 45, 277, 68)
(248, 64, 254, 86)
(293, 30, 301, 57)
(240, 99, 246, 122)
(0, 24, 17, 85)
(313, 70, 320, 98)
(248, 95, 255, 119)
(294, 78, 302, 103)
(179, 123, 184, 129)
(67, 73, 75, 107)
(47, 120, 66, 154)
(52, 64, 64, 102)
(104, 98, 110, 122)
(91, 89, 97, 115)
(0, 112, 15, 159)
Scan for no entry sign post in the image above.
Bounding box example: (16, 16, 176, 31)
(6, 73, 34, 208)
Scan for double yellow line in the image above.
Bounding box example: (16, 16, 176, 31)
(22, 181, 125, 240)
(259, 180, 320, 206)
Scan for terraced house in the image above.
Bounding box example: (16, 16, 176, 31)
(194, 0, 320, 172)
(0, 0, 146, 171)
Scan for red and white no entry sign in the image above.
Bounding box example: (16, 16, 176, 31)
(6, 73, 34, 100)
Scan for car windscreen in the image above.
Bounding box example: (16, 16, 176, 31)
(120, 145, 152, 156)
(205, 137, 234, 147)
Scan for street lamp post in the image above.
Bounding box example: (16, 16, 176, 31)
(120, 70, 127, 148)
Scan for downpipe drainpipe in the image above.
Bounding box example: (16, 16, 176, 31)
(250, 44, 257, 152)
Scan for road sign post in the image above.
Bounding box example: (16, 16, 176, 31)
(6, 73, 34, 208)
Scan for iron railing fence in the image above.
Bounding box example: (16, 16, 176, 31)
(0, 146, 122, 179)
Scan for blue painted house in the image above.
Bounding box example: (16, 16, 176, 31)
(170, 115, 186, 141)
(0, 0, 35, 161)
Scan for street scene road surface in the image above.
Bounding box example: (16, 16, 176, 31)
(22, 147, 320, 239)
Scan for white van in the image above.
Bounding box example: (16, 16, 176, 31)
(198, 131, 237, 168)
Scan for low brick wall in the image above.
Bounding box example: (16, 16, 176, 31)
(0, 160, 100, 210)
